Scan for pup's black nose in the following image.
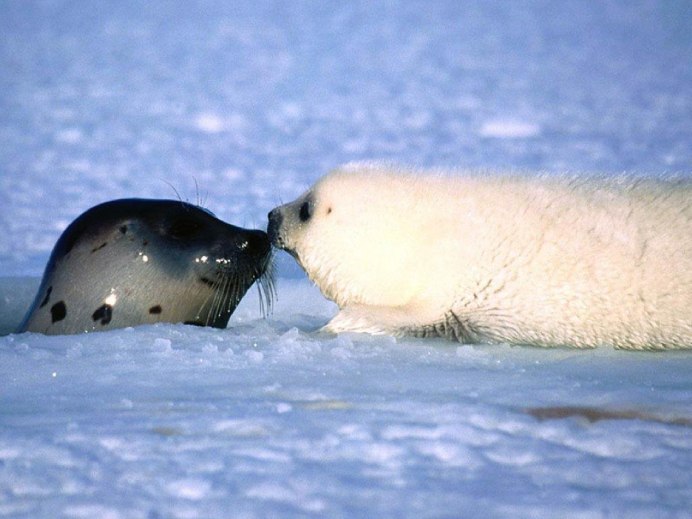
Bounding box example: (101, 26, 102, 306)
(267, 209, 283, 245)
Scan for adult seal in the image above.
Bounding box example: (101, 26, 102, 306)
(19, 199, 273, 335)
(268, 163, 692, 350)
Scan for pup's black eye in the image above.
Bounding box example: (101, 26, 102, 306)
(299, 201, 312, 222)
(168, 218, 202, 239)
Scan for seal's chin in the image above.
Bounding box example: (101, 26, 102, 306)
(274, 245, 305, 273)
(187, 247, 275, 329)
(265, 217, 305, 271)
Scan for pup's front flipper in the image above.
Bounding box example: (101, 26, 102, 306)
(323, 304, 443, 338)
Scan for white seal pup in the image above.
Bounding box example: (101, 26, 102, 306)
(19, 199, 274, 335)
(267, 163, 692, 350)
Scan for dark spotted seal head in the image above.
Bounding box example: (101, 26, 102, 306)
(18, 199, 274, 335)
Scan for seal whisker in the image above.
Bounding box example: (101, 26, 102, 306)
(224, 276, 241, 321)
(194, 281, 216, 327)
(257, 265, 276, 317)
(257, 282, 268, 317)
(162, 180, 185, 203)
(209, 275, 230, 327)
(196, 270, 230, 328)
(193, 178, 210, 210)
(228, 276, 247, 314)
(203, 279, 220, 327)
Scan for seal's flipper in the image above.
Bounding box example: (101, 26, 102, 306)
(323, 304, 442, 338)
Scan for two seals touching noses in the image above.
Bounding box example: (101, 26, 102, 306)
(268, 163, 692, 350)
(19, 199, 274, 335)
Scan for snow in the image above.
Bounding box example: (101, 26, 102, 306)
(479, 120, 541, 139)
(1, 0, 691, 517)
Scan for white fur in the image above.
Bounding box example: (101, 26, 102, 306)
(270, 163, 692, 349)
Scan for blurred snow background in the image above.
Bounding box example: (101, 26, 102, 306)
(1, 1, 691, 517)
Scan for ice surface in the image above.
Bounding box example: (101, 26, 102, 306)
(1, 1, 691, 517)
(3, 279, 692, 518)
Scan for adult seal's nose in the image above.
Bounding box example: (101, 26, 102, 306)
(239, 229, 270, 256)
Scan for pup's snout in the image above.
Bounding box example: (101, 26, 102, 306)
(267, 208, 283, 246)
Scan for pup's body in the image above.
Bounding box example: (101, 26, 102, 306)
(268, 163, 691, 350)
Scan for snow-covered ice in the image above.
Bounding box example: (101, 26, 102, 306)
(3, 281, 692, 518)
(1, 1, 691, 517)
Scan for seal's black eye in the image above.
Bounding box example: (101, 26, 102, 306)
(168, 218, 202, 239)
(299, 201, 312, 222)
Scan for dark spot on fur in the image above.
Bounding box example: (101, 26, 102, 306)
(149, 305, 162, 314)
(119, 225, 128, 234)
(39, 286, 53, 308)
(199, 277, 216, 288)
(51, 301, 66, 323)
(92, 304, 113, 325)
(91, 242, 108, 253)
(327, 207, 332, 215)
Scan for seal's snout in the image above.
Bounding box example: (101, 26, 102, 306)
(240, 229, 271, 257)
(267, 208, 283, 247)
